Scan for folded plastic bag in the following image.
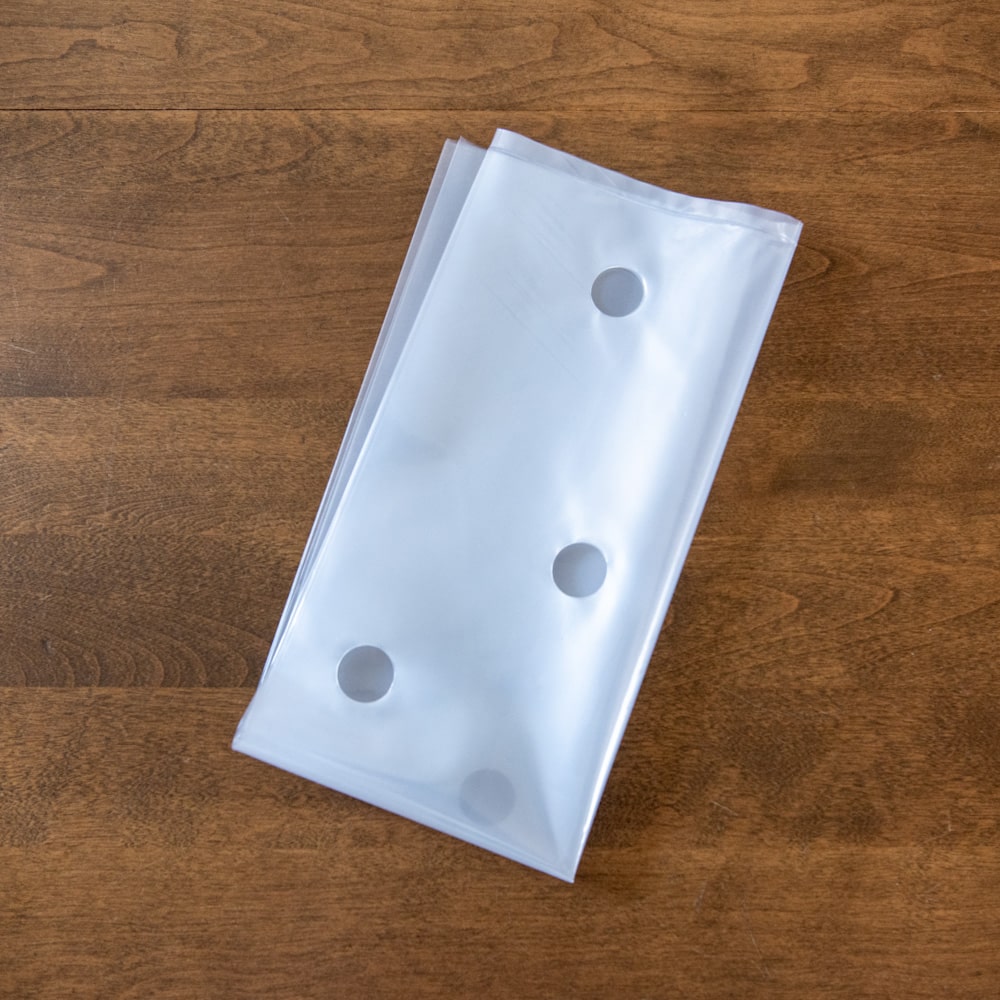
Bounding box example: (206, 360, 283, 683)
(234, 130, 801, 880)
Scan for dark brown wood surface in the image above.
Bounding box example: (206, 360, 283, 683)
(1, 2, 999, 997)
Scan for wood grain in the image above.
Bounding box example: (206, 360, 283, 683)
(1, 109, 995, 408)
(2, 0, 1000, 994)
(0, 1, 997, 111)
(1, 690, 999, 998)
(2, 111, 998, 691)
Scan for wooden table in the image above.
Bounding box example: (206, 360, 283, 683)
(2, 3, 998, 997)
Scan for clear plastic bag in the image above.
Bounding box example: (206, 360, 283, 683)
(234, 130, 801, 880)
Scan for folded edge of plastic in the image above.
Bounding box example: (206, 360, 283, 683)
(259, 138, 488, 683)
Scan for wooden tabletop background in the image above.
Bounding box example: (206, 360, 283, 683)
(2, 2, 998, 997)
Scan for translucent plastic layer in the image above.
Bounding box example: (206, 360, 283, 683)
(234, 130, 801, 880)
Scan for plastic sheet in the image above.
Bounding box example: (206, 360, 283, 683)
(234, 130, 802, 880)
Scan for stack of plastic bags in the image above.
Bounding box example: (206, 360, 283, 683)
(234, 129, 801, 880)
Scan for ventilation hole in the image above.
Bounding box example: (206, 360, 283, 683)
(552, 542, 607, 598)
(591, 267, 644, 317)
(460, 770, 515, 825)
(337, 645, 394, 703)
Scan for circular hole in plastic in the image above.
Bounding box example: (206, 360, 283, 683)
(337, 645, 394, 703)
(552, 542, 607, 598)
(591, 267, 644, 317)
(460, 769, 515, 825)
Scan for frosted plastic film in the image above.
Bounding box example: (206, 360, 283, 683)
(234, 130, 802, 880)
